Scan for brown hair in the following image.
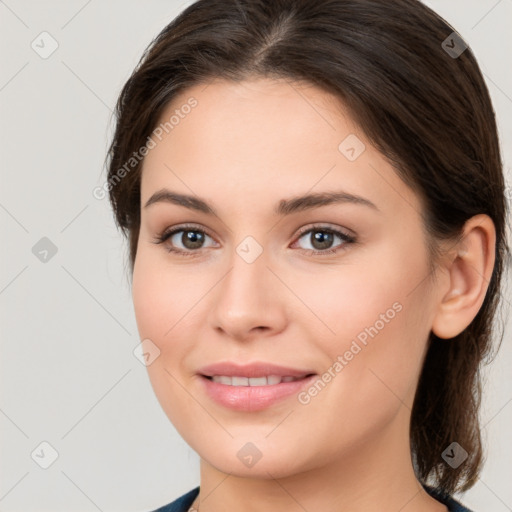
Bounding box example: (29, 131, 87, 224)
(105, 0, 509, 495)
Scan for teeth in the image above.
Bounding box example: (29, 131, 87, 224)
(210, 375, 303, 386)
(267, 375, 282, 385)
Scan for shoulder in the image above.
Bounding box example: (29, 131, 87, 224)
(148, 486, 200, 512)
(423, 484, 475, 512)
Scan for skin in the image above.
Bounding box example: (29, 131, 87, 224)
(131, 77, 496, 512)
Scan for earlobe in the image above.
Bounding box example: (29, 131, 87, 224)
(431, 214, 496, 340)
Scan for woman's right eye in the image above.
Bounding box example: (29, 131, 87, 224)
(152, 226, 217, 257)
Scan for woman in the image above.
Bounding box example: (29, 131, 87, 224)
(105, 1, 509, 511)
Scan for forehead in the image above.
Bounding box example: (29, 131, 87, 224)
(140, 78, 422, 220)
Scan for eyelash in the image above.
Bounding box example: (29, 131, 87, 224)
(151, 223, 357, 258)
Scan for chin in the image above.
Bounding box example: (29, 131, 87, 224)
(195, 438, 317, 479)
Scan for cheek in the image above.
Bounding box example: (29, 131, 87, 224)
(132, 264, 164, 340)
(293, 223, 429, 336)
(298, 239, 431, 400)
(132, 243, 173, 331)
(131, 248, 178, 355)
(297, 292, 428, 442)
(131, 249, 211, 359)
(291, 265, 413, 351)
(131, 253, 201, 425)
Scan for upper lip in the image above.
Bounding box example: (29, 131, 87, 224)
(198, 362, 316, 378)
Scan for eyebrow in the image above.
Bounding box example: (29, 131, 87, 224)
(143, 188, 380, 216)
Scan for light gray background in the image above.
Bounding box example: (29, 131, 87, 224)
(1, 1, 511, 511)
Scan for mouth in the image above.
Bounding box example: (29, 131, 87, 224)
(198, 373, 317, 411)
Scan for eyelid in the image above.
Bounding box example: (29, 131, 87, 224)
(294, 222, 354, 238)
(159, 222, 217, 242)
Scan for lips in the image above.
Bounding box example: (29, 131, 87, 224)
(197, 361, 316, 379)
(196, 361, 317, 411)
(199, 373, 317, 411)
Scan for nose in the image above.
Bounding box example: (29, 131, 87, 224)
(208, 243, 287, 341)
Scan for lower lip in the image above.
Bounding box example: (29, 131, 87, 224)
(198, 375, 317, 412)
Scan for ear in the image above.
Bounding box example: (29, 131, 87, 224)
(431, 214, 496, 340)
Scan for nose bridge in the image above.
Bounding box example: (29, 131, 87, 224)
(209, 233, 282, 336)
(221, 235, 270, 309)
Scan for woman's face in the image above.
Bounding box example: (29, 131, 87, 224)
(132, 78, 442, 477)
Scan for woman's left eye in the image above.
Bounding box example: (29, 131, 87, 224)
(292, 227, 356, 255)
(151, 224, 356, 257)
